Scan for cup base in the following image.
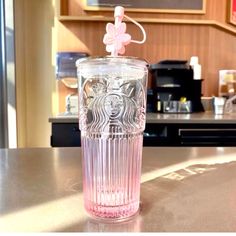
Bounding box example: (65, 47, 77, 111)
(85, 201, 140, 222)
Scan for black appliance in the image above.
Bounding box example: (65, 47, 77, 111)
(146, 88, 156, 112)
(149, 60, 204, 113)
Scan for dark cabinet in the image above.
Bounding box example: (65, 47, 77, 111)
(144, 123, 236, 146)
(50, 120, 236, 147)
(51, 123, 81, 147)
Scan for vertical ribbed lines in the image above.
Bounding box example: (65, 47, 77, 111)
(82, 133, 143, 220)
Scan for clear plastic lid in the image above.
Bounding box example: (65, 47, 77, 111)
(76, 56, 148, 68)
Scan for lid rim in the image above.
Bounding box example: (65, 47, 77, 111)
(76, 56, 148, 67)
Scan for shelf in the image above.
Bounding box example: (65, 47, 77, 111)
(57, 15, 114, 22)
(58, 17, 236, 35)
(56, 0, 236, 35)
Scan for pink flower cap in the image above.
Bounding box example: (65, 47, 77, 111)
(103, 6, 146, 56)
(103, 22, 131, 55)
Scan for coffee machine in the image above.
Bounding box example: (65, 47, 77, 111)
(149, 60, 204, 113)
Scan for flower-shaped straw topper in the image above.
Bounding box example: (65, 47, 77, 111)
(103, 6, 146, 56)
(103, 22, 131, 55)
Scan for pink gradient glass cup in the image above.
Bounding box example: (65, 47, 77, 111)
(76, 56, 148, 221)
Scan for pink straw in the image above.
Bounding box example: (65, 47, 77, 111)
(103, 6, 146, 56)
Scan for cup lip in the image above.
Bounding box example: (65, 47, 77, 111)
(76, 55, 148, 67)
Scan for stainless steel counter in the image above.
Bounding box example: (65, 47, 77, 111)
(49, 112, 236, 124)
(1, 147, 236, 232)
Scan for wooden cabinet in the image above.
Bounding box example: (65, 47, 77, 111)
(56, 0, 236, 108)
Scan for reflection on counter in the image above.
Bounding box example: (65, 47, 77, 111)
(84, 215, 142, 232)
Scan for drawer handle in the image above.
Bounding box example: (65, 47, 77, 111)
(178, 128, 236, 136)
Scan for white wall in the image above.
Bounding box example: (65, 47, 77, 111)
(15, 0, 57, 147)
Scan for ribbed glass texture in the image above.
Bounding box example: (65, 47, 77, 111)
(82, 133, 143, 219)
(77, 56, 148, 221)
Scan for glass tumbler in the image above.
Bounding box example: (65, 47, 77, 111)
(76, 56, 148, 221)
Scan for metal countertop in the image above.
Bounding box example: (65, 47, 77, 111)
(49, 112, 236, 124)
(0, 147, 236, 232)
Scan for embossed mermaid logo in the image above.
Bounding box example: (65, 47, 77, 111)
(79, 76, 146, 134)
